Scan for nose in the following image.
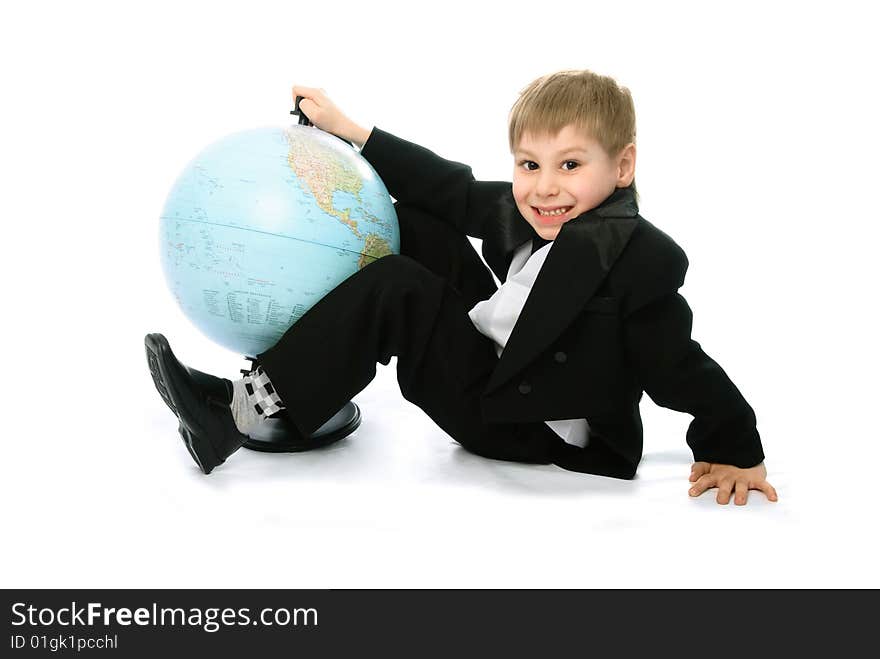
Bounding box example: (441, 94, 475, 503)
(535, 170, 559, 197)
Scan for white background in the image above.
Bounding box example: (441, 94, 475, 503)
(1, 0, 878, 588)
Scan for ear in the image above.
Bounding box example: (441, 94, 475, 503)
(616, 143, 636, 187)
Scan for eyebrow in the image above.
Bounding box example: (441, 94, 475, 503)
(515, 147, 589, 157)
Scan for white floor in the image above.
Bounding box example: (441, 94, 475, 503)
(2, 327, 871, 589)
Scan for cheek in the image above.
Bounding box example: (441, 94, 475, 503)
(574, 179, 602, 205)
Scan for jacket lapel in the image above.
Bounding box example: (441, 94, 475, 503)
(484, 187, 640, 395)
(482, 193, 535, 279)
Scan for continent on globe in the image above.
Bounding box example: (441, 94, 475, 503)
(160, 124, 400, 357)
(359, 234, 394, 269)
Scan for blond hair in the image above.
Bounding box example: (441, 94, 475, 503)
(508, 69, 638, 201)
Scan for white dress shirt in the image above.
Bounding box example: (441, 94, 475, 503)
(468, 240, 590, 448)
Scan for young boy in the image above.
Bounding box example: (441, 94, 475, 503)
(146, 70, 777, 505)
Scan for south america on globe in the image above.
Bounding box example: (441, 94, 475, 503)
(160, 124, 400, 357)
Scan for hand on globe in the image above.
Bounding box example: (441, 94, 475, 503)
(291, 85, 371, 147)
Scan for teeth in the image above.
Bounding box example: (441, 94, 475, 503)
(537, 206, 571, 216)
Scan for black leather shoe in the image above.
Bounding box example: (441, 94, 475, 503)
(145, 333, 247, 474)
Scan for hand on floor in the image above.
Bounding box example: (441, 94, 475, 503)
(688, 461, 778, 505)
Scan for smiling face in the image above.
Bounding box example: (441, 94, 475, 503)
(512, 124, 635, 240)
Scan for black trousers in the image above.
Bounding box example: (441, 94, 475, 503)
(257, 202, 569, 465)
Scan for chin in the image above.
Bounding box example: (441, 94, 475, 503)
(538, 226, 562, 240)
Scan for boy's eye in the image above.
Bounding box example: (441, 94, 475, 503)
(518, 160, 580, 171)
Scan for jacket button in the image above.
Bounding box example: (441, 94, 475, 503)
(518, 382, 532, 395)
(554, 351, 568, 363)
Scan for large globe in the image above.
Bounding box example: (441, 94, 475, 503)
(160, 124, 400, 356)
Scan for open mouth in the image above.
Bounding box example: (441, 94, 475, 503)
(532, 206, 573, 222)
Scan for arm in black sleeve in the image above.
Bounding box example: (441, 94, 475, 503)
(359, 127, 509, 240)
(622, 262, 765, 468)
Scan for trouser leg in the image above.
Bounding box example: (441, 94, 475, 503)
(256, 206, 562, 464)
(393, 201, 497, 309)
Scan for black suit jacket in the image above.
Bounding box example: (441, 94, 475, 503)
(360, 127, 764, 478)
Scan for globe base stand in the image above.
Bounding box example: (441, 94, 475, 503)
(242, 400, 361, 453)
(235, 355, 361, 453)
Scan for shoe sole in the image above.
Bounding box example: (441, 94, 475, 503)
(145, 333, 223, 474)
(243, 402, 361, 452)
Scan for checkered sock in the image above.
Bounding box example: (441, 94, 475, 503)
(229, 365, 286, 435)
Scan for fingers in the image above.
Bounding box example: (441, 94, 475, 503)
(292, 85, 326, 100)
(290, 85, 346, 134)
(697, 477, 741, 505)
(689, 473, 716, 497)
(689, 462, 709, 482)
(715, 479, 734, 505)
(690, 476, 779, 505)
(756, 480, 779, 502)
(291, 86, 326, 115)
(734, 480, 749, 506)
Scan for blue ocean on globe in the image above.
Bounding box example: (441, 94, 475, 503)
(160, 124, 400, 356)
